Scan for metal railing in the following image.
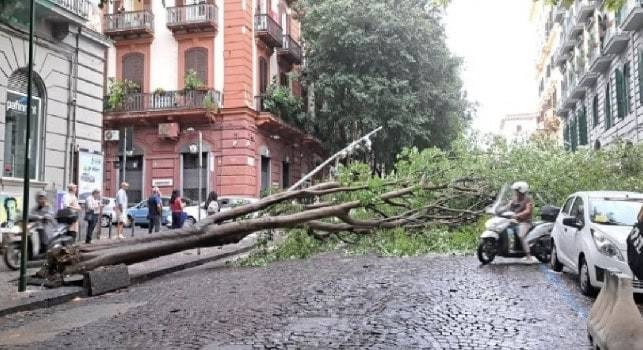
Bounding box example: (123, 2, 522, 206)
(619, 0, 643, 26)
(45, 0, 90, 18)
(255, 95, 268, 112)
(254, 14, 283, 45)
(167, 3, 218, 27)
(280, 34, 302, 62)
(105, 89, 222, 113)
(104, 9, 154, 33)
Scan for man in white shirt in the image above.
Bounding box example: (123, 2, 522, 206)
(63, 183, 81, 239)
(115, 182, 129, 239)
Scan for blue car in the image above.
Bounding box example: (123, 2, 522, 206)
(126, 197, 171, 227)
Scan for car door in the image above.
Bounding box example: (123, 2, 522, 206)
(555, 196, 577, 266)
(566, 196, 586, 270)
(133, 201, 148, 224)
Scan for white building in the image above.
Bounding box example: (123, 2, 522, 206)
(0, 1, 110, 198)
(499, 113, 539, 143)
(552, 0, 643, 151)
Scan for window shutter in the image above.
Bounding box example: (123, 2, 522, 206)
(185, 47, 208, 86)
(579, 107, 588, 146)
(616, 68, 625, 119)
(624, 62, 631, 115)
(122, 53, 144, 92)
(605, 83, 612, 129)
(570, 117, 578, 152)
(592, 95, 599, 128)
(259, 57, 268, 93)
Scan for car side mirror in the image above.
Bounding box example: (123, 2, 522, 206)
(562, 217, 583, 228)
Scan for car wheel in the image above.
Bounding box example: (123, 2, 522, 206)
(126, 216, 134, 228)
(579, 257, 597, 297)
(100, 215, 112, 228)
(550, 240, 563, 272)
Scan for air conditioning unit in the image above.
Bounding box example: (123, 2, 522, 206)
(104, 130, 120, 141)
(159, 123, 179, 139)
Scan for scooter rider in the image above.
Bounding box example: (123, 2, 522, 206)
(30, 191, 56, 253)
(508, 181, 535, 262)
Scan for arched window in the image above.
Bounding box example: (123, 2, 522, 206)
(4, 69, 44, 179)
(122, 52, 144, 92)
(184, 47, 208, 86)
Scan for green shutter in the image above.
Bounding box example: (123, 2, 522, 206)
(616, 69, 625, 119)
(564, 123, 570, 151)
(624, 63, 631, 115)
(570, 117, 578, 152)
(606, 83, 612, 129)
(578, 107, 588, 146)
(592, 95, 599, 128)
(639, 50, 643, 104)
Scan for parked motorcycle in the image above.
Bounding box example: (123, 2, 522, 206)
(1, 213, 76, 270)
(477, 184, 560, 265)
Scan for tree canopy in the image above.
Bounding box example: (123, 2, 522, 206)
(300, 0, 472, 170)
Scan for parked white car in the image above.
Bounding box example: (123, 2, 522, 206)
(550, 191, 643, 296)
(100, 197, 117, 227)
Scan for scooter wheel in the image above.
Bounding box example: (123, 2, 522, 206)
(3, 242, 21, 270)
(477, 238, 496, 265)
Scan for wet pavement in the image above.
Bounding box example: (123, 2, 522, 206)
(0, 253, 617, 349)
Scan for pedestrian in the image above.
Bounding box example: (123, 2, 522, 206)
(147, 187, 162, 233)
(115, 182, 129, 239)
(63, 183, 81, 240)
(84, 189, 102, 244)
(627, 205, 643, 280)
(204, 191, 219, 216)
(170, 190, 185, 229)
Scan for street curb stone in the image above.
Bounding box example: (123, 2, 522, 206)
(0, 243, 256, 317)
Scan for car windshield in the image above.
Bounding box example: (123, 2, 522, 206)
(589, 199, 643, 226)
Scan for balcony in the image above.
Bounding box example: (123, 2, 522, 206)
(277, 35, 302, 64)
(588, 45, 613, 73)
(554, 7, 566, 23)
(254, 14, 283, 48)
(621, 0, 643, 31)
(104, 89, 222, 114)
(104, 9, 154, 39)
(36, 0, 90, 24)
(555, 46, 571, 66)
(166, 3, 218, 34)
(575, 0, 596, 23)
(603, 25, 629, 54)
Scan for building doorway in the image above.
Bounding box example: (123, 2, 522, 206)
(182, 152, 208, 202)
(261, 156, 270, 194)
(282, 161, 289, 188)
(118, 155, 143, 204)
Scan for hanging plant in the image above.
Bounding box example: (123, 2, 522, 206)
(107, 78, 139, 109)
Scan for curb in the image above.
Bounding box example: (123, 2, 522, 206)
(0, 243, 256, 317)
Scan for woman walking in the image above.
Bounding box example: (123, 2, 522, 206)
(170, 190, 185, 229)
(204, 191, 219, 216)
(85, 189, 102, 244)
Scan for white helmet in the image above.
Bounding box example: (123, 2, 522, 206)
(511, 181, 529, 194)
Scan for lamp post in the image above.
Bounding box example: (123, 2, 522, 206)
(19, 0, 36, 292)
(186, 128, 202, 255)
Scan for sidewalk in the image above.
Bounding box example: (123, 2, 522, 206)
(0, 234, 258, 317)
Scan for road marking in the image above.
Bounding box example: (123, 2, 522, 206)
(539, 264, 588, 320)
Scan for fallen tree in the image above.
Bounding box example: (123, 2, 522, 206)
(41, 175, 493, 278)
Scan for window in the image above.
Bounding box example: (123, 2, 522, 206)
(592, 95, 599, 128)
(185, 47, 208, 86)
(563, 123, 570, 151)
(259, 57, 269, 94)
(624, 62, 631, 115)
(570, 197, 584, 221)
(122, 52, 144, 92)
(4, 70, 43, 180)
(605, 83, 612, 129)
(562, 197, 575, 215)
(280, 72, 288, 87)
(578, 106, 588, 146)
(570, 117, 578, 151)
(615, 68, 626, 119)
(282, 161, 290, 188)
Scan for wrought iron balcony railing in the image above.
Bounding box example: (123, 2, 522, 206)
(104, 9, 154, 37)
(167, 3, 218, 32)
(43, 0, 90, 18)
(105, 89, 222, 113)
(277, 35, 302, 64)
(254, 14, 283, 48)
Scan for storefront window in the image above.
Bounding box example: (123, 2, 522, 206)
(4, 90, 41, 179)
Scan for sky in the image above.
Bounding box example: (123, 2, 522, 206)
(444, 0, 539, 135)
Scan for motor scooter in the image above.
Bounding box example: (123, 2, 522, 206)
(1, 213, 76, 270)
(477, 184, 560, 265)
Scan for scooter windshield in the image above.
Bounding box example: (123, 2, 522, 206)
(489, 184, 513, 215)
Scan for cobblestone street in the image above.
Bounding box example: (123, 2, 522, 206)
(0, 253, 602, 349)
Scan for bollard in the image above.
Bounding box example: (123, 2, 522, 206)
(131, 220, 135, 237)
(108, 220, 112, 239)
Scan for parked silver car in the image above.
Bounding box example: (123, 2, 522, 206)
(100, 197, 117, 227)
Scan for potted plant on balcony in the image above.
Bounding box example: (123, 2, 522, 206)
(107, 78, 139, 110)
(262, 81, 304, 127)
(184, 69, 205, 92)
